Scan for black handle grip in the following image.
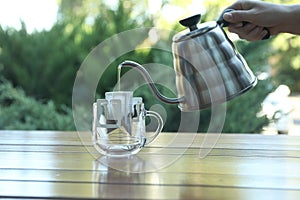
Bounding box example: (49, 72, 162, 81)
(217, 9, 270, 40)
(217, 9, 235, 27)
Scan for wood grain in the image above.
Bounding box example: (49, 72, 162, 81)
(0, 131, 300, 199)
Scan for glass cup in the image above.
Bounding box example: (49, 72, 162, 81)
(92, 91, 163, 157)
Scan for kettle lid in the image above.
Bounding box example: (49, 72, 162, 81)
(173, 14, 217, 42)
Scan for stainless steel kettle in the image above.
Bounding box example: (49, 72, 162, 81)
(118, 12, 257, 111)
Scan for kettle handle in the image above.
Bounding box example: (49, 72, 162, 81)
(217, 9, 270, 40)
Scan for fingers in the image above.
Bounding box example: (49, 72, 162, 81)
(228, 23, 269, 41)
(223, 11, 253, 24)
(223, 0, 257, 20)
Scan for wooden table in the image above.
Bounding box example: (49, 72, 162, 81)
(0, 130, 300, 200)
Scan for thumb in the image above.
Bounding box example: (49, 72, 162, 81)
(223, 11, 252, 23)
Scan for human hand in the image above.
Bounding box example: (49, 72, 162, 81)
(222, 0, 287, 41)
(226, 22, 270, 41)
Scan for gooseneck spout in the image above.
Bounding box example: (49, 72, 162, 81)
(118, 60, 185, 104)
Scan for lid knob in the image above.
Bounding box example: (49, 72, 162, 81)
(179, 14, 201, 31)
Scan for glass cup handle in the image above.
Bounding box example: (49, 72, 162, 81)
(144, 110, 163, 145)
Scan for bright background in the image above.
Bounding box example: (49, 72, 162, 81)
(0, 0, 58, 32)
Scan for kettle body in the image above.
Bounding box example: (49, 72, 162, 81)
(172, 21, 257, 111)
(118, 14, 257, 111)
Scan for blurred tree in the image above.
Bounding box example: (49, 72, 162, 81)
(0, 0, 154, 106)
(264, 0, 300, 92)
(0, 0, 156, 130)
(0, 78, 74, 130)
(1, 0, 297, 133)
(270, 34, 300, 91)
(0, 22, 83, 106)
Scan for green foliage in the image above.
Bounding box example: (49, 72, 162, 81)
(0, 22, 83, 106)
(0, 0, 285, 133)
(223, 80, 271, 133)
(0, 0, 155, 130)
(0, 78, 75, 130)
(270, 35, 300, 91)
(0, 0, 154, 107)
